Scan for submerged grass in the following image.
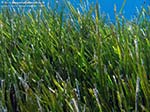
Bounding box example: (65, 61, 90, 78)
(0, 1, 150, 111)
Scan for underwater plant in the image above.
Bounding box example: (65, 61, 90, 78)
(0, 0, 150, 111)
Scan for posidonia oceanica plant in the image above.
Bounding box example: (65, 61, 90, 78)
(0, 0, 150, 111)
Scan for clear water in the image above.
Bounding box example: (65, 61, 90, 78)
(0, 0, 149, 20)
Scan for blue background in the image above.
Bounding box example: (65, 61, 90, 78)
(1, 0, 150, 20)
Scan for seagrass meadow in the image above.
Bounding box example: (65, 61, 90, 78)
(0, 1, 150, 112)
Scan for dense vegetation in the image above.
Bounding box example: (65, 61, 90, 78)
(0, 1, 150, 111)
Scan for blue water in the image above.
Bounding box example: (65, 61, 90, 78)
(1, 0, 150, 20)
(99, 0, 149, 20)
(68, 0, 149, 20)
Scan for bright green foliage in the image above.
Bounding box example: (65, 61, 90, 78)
(0, 1, 150, 112)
